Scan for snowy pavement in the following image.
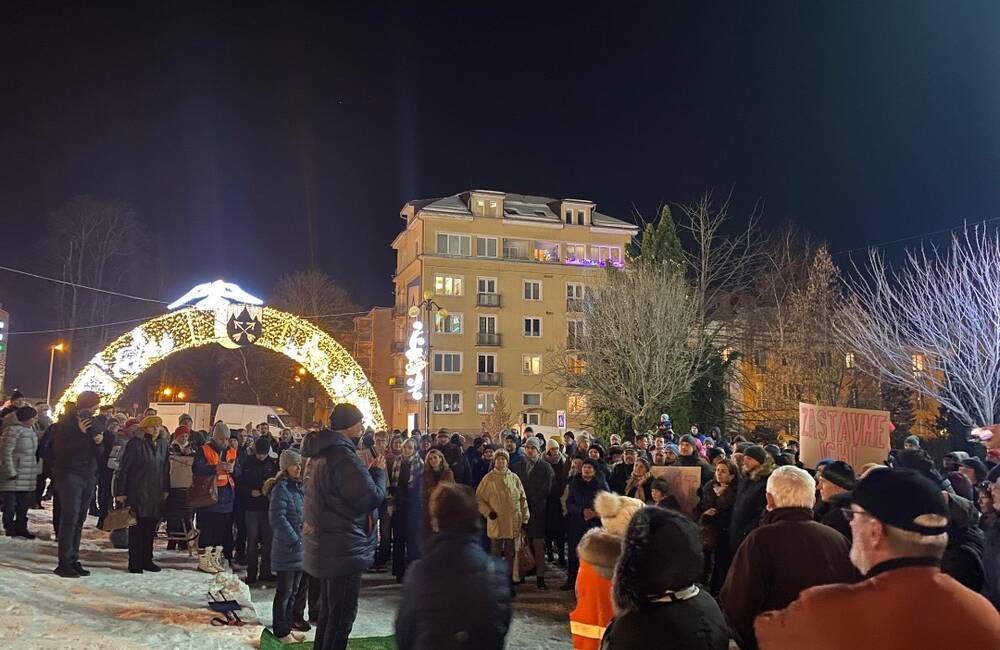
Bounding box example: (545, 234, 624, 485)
(0, 505, 575, 649)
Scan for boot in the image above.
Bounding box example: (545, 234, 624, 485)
(211, 547, 229, 573)
(537, 576, 548, 591)
(198, 548, 219, 574)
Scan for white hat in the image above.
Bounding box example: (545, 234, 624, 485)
(593, 491, 645, 538)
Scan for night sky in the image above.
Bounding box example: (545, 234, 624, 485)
(2, 2, 1000, 395)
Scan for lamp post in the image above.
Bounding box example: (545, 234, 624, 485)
(46, 342, 65, 406)
(413, 289, 447, 433)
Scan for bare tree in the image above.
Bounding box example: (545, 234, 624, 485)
(835, 227, 1000, 426)
(548, 266, 712, 433)
(270, 270, 358, 332)
(483, 389, 513, 434)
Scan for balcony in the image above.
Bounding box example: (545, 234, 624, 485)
(566, 298, 584, 312)
(476, 372, 502, 386)
(567, 335, 582, 350)
(388, 375, 408, 389)
(477, 293, 501, 307)
(391, 341, 405, 353)
(476, 332, 501, 346)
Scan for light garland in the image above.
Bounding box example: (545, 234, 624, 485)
(55, 304, 387, 430)
(404, 320, 427, 401)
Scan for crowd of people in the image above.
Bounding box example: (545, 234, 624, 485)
(2, 389, 1000, 648)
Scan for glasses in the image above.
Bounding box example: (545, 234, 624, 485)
(840, 508, 875, 523)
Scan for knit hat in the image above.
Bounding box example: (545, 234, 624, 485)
(76, 391, 101, 411)
(138, 416, 162, 429)
(613, 507, 702, 610)
(904, 434, 921, 448)
(254, 437, 272, 455)
(961, 457, 988, 483)
(679, 434, 699, 449)
(634, 456, 651, 471)
(593, 491, 645, 538)
(820, 460, 856, 491)
(178, 413, 193, 423)
(945, 471, 974, 501)
(743, 445, 767, 466)
(522, 436, 540, 450)
(852, 468, 948, 535)
(707, 447, 725, 463)
(944, 451, 970, 463)
(212, 421, 231, 440)
(124, 417, 141, 430)
(172, 425, 191, 440)
(664, 443, 680, 456)
(492, 449, 510, 462)
(546, 438, 561, 452)
(329, 403, 363, 430)
(279, 448, 302, 471)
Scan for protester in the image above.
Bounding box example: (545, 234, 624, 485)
(0, 406, 41, 538)
(602, 507, 730, 650)
(193, 421, 240, 574)
(476, 449, 529, 584)
(266, 448, 306, 644)
(721, 466, 858, 650)
(420, 449, 454, 546)
(569, 492, 643, 650)
(433, 430, 469, 485)
(114, 416, 170, 573)
(984, 467, 1000, 609)
(696, 458, 739, 593)
(51, 391, 105, 578)
(503, 434, 525, 471)
(649, 478, 676, 509)
(94, 417, 120, 529)
(562, 459, 610, 590)
(678, 434, 713, 485)
(608, 447, 636, 495)
(395, 483, 512, 649)
(941, 489, 986, 591)
(165, 426, 195, 549)
(303, 404, 387, 650)
(373, 431, 394, 572)
(241, 437, 279, 585)
(755, 468, 1000, 648)
(543, 438, 568, 566)
(812, 460, 855, 541)
(514, 436, 554, 589)
(903, 434, 921, 451)
(729, 445, 775, 553)
(390, 438, 423, 582)
(623, 457, 654, 504)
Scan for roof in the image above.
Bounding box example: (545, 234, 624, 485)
(403, 190, 636, 231)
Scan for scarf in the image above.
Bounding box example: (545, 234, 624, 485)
(626, 473, 651, 502)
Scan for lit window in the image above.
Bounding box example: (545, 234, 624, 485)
(565, 244, 587, 261)
(435, 275, 464, 296)
(567, 354, 586, 374)
(912, 354, 925, 374)
(477, 392, 496, 414)
(845, 353, 855, 369)
(522, 354, 542, 375)
(434, 313, 462, 334)
(433, 392, 462, 413)
(568, 394, 587, 415)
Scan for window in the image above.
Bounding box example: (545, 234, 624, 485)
(503, 239, 530, 260)
(432, 352, 462, 373)
(434, 312, 462, 334)
(436, 233, 471, 256)
(477, 354, 497, 373)
(524, 413, 541, 426)
(523, 393, 542, 407)
(567, 353, 586, 374)
(433, 392, 462, 413)
(523, 317, 542, 337)
(522, 354, 542, 375)
(589, 245, 622, 263)
(564, 210, 572, 224)
(533, 241, 560, 262)
(576, 210, 584, 225)
(476, 236, 498, 258)
(477, 392, 496, 414)
(566, 283, 584, 300)
(845, 352, 855, 369)
(477, 277, 497, 294)
(568, 393, 587, 415)
(912, 354, 925, 374)
(565, 244, 587, 261)
(435, 275, 464, 296)
(567, 320, 584, 347)
(523, 280, 542, 301)
(478, 314, 496, 334)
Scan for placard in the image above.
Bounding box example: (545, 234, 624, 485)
(798, 402, 891, 469)
(649, 465, 702, 517)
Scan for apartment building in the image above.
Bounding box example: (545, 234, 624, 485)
(389, 190, 637, 434)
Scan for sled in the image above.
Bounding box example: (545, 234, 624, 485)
(207, 591, 244, 626)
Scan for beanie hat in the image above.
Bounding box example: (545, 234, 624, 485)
(904, 434, 921, 448)
(707, 447, 725, 463)
(743, 445, 768, 465)
(944, 451, 970, 463)
(76, 391, 101, 411)
(492, 449, 510, 462)
(852, 468, 948, 535)
(172, 425, 191, 440)
(945, 471, 974, 501)
(634, 456, 651, 471)
(961, 457, 988, 483)
(895, 449, 935, 475)
(279, 448, 302, 471)
(138, 416, 163, 429)
(255, 437, 272, 455)
(679, 434, 699, 449)
(821, 460, 857, 491)
(735, 442, 753, 454)
(124, 418, 141, 430)
(546, 438, 561, 452)
(664, 443, 680, 456)
(522, 436, 540, 450)
(329, 403, 363, 431)
(212, 421, 231, 440)
(178, 413, 192, 423)
(593, 491, 645, 538)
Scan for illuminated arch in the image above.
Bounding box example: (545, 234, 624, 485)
(55, 306, 386, 430)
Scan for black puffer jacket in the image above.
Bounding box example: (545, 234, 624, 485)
(51, 410, 104, 479)
(302, 429, 387, 578)
(395, 530, 512, 650)
(814, 491, 853, 542)
(238, 455, 279, 512)
(114, 433, 170, 518)
(941, 493, 986, 592)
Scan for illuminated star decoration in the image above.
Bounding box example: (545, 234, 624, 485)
(167, 280, 264, 310)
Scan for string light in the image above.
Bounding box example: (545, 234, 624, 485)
(405, 320, 427, 401)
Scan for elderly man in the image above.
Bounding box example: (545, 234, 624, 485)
(514, 436, 554, 590)
(755, 468, 1000, 649)
(721, 466, 858, 650)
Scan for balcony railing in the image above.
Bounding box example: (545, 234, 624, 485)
(477, 293, 501, 307)
(503, 249, 530, 261)
(476, 332, 501, 346)
(566, 298, 584, 312)
(476, 372, 502, 386)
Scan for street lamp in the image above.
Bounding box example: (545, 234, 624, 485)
(415, 289, 448, 433)
(176, 391, 186, 400)
(162, 387, 173, 398)
(46, 342, 65, 406)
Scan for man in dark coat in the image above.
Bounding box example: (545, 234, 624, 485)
(608, 446, 636, 495)
(51, 391, 106, 578)
(514, 436, 554, 589)
(395, 482, 511, 649)
(678, 434, 714, 486)
(303, 404, 387, 650)
(115, 416, 171, 573)
(721, 466, 858, 650)
(239, 437, 279, 584)
(729, 446, 775, 553)
(503, 434, 525, 472)
(562, 459, 609, 590)
(433, 430, 469, 485)
(813, 460, 855, 541)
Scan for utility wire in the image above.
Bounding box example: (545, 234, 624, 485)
(0, 264, 168, 304)
(830, 216, 1000, 257)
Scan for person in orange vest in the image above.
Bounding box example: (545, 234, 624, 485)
(193, 421, 240, 573)
(569, 491, 644, 650)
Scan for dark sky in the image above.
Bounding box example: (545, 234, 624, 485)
(3, 2, 1000, 395)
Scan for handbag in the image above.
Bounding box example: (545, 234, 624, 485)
(188, 473, 219, 509)
(101, 504, 137, 532)
(517, 533, 535, 574)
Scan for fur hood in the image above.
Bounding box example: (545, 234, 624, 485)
(577, 528, 624, 580)
(747, 454, 776, 482)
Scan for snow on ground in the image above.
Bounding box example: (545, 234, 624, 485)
(0, 504, 575, 649)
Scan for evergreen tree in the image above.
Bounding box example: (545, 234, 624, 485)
(881, 382, 916, 448)
(635, 205, 685, 270)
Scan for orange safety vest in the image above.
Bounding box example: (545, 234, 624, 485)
(569, 559, 614, 650)
(203, 444, 237, 488)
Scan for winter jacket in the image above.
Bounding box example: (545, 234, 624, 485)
(566, 474, 610, 545)
(696, 479, 739, 591)
(168, 442, 195, 489)
(608, 462, 633, 495)
(114, 434, 171, 519)
(721, 507, 859, 650)
(302, 429, 387, 578)
(395, 530, 512, 650)
(678, 452, 714, 486)
(544, 453, 568, 534)
(0, 423, 41, 492)
(813, 491, 853, 542)
(266, 474, 305, 572)
(238, 455, 279, 512)
(432, 443, 469, 485)
(984, 514, 1000, 609)
(515, 457, 554, 538)
(419, 465, 454, 545)
(941, 493, 986, 592)
(755, 559, 1000, 650)
(50, 411, 104, 479)
(601, 589, 730, 650)
(728, 457, 775, 552)
(570, 527, 624, 648)
(191, 443, 240, 514)
(476, 468, 529, 540)
(506, 447, 526, 472)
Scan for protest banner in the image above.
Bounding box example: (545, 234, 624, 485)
(649, 465, 702, 517)
(798, 402, 891, 469)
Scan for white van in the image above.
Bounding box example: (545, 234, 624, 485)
(213, 404, 302, 433)
(148, 402, 212, 431)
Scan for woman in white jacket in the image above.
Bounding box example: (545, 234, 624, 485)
(0, 406, 42, 538)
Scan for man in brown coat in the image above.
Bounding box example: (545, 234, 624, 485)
(721, 465, 858, 650)
(755, 468, 1000, 650)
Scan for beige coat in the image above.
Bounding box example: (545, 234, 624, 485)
(476, 468, 529, 540)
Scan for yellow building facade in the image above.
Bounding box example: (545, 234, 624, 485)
(389, 190, 637, 434)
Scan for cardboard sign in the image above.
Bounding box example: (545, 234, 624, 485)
(649, 465, 703, 517)
(799, 402, 891, 469)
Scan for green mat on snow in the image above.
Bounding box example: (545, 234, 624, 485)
(260, 628, 396, 649)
